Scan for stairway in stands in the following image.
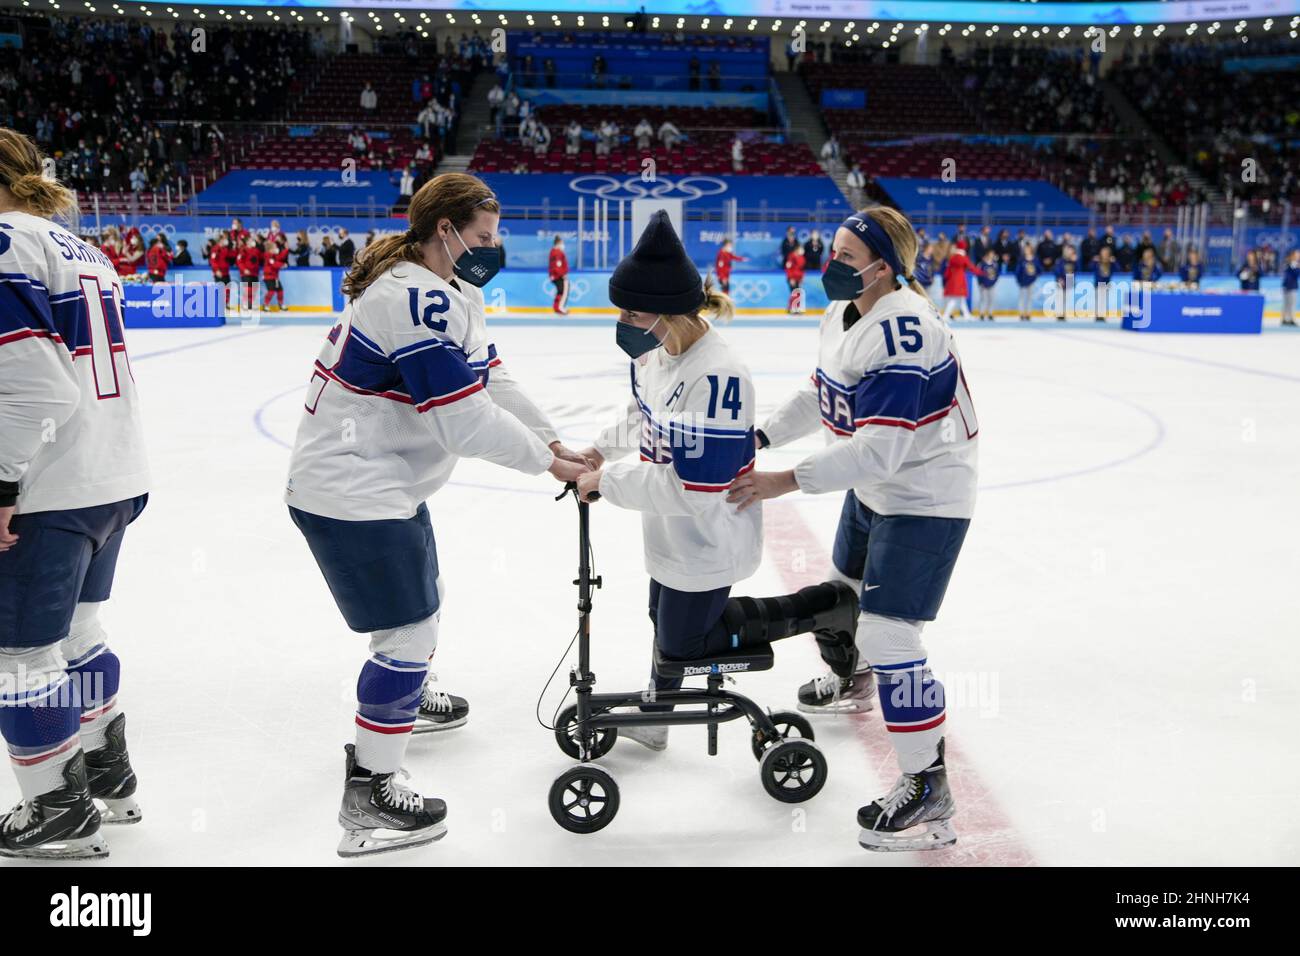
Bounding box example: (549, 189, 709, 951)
(436, 71, 499, 176)
(1097, 77, 1221, 202)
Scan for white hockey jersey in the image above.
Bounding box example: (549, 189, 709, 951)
(596, 327, 761, 592)
(0, 209, 150, 514)
(285, 261, 554, 521)
(761, 287, 978, 519)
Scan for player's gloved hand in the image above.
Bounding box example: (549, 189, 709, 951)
(726, 469, 798, 511)
(548, 454, 590, 484)
(576, 469, 602, 503)
(550, 441, 598, 470)
(0, 506, 18, 552)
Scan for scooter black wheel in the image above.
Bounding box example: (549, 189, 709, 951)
(750, 709, 815, 760)
(549, 765, 620, 833)
(554, 704, 618, 759)
(759, 739, 827, 803)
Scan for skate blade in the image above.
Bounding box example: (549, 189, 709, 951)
(0, 831, 110, 861)
(336, 821, 448, 859)
(96, 796, 143, 825)
(797, 698, 875, 716)
(410, 715, 468, 735)
(858, 819, 957, 853)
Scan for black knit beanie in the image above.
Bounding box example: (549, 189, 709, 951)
(608, 210, 704, 315)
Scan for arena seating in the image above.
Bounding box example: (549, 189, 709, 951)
(803, 64, 978, 133)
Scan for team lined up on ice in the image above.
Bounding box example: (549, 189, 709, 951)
(0, 133, 976, 859)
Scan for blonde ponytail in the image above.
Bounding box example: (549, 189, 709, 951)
(0, 128, 77, 220)
(859, 206, 932, 305)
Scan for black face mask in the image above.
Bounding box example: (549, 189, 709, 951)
(444, 228, 501, 288)
(616, 316, 663, 359)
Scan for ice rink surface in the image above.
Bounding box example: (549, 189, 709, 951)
(6, 316, 1299, 867)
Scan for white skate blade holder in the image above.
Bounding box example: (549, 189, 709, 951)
(336, 818, 448, 858)
(97, 796, 143, 825)
(0, 831, 110, 861)
(858, 818, 957, 852)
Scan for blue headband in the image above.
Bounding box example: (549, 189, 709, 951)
(842, 214, 907, 284)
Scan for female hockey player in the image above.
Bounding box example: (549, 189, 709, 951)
(284, 172, 590, 857)
(574, 211, 859, 752)
(0, 128, 151, 859)
(728, 206, 979, 852)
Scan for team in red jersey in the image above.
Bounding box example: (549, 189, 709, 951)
(713, 238, 747, 294)
(784, 242, 806, 314)
(145, 236, 173, 283)
(548, 235, 569, 314)
(236, 236, 263, 312)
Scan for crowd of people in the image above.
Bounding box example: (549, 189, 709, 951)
(0, 15, 322, 197)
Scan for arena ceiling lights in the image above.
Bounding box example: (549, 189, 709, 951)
(13, 0, 1300, 28)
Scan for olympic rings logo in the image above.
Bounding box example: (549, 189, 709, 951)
(727, 279, 772, 304)
(566, 175, 729, 201)
(540, 277, 590, 300)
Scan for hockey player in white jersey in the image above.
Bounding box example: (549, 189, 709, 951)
(728, 207, 978, 851)
(284, 173, 589, 857)
(0, 130, 150, 859)
(574, 212, 859, 752)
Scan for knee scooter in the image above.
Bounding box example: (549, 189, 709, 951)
(546, 483, 828, 833)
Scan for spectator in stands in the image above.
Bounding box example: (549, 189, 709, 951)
(292, 231, 313, 267)
(596, 119, 619, 156)
(565, 120, 583, 157)
(780, 226, 799, 266)
(803, 231, 825, 273)
(730, 135, 744, 173)
(940, 240, 979, 322)
(1282, 249, 1299, 327)
(548, 235, 569, 315)
(1238, 251, 1261, 292)
(1036, 229, 1060, 272)
(1015, 244, 1040, 322)
(399, 166, 416, 202)
(337, 228, 356, 268)
(348, 130, 368, 157)
(1157, 229, 1180, 271)
(1054, 245, 1079, 321)
(129, 164, 147, 193)
(1178, 249, 1203, 289)
(145, 235, 172, 284)
(1091, 246, 1116, 322)
(488, 80, 504, 128)
(784, 243, 806, 314)
(530, 118, 552, 157)
(1135, 230, 1155, 262)
(320, 234, 339, 267)
(634, 118, 653, 151)
(976, 249, 1000, 322)
(418, 101, 439, 140)
(173, 240, 193, 268)
(360, 82, 378, 115)
(504, 90, 521, 128)
(714, 238, 746, 294)
(658, 119, 682, 152)
(845, 162, 865, 205)
(819, 135, 841, 169)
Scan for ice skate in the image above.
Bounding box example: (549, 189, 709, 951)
(857, 739, 957, 852)
(797, 669, 876, 715)
(337, 744, 447, 858)
(0, 752, 109, 860)
(85, 713, 142, 824)
(412, 674, 469, 734)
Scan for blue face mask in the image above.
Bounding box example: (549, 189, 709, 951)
(444, 228, 501, 288)
(822, 258, 884, 301)
(616, 315, 663, 359)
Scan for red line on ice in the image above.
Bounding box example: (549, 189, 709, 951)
(763, 501, 1035, 867)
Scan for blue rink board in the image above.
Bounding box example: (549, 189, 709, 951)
(122, 282, 227, 328)
(1122, 292, 1264, 334)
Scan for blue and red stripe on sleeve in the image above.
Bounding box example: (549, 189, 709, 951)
(390, 336, 485, 411)
(853, 354, 958, 431)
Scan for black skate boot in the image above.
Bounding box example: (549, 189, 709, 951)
(0, 752, 109, 860)
(412, 675, 469, 735)
(797, 668, 876, 715)
(724, 582, 859, 668)
(85, 713, 141, 824)
(857, 738, 957, 852)
(337, 743, 447, 858)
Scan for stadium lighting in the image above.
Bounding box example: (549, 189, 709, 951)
(701, 18, 709, 28)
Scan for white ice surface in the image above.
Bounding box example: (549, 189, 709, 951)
(4, 318, 1298, 867)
